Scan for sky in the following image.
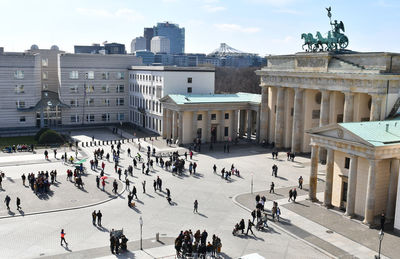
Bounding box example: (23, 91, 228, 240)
(0, 0, 399, 55)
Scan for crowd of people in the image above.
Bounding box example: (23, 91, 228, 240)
(175, 229, 222, 258)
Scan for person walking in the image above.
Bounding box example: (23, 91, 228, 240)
(153, 180, 157, 192)
(110, 235, 115, 254)
(44, 150, 49, 160)
(4, 195, 11, 210)
(54, 149, 57, 159)
(288, 189, 293, 202)
(246, 219, 255, 235)
(166, 188, 171, 198)
(113, 180, 118, 194)
(269, 182, 275, 194)
(92, 210, 97, 225)
(292, 188, 297, 202)
(60, 229, 68, 246)
(298, 176, 303, 189)
(213, 164, 217, 174)
(96, 176, 100, 188)
(132, 186, 138, 199)
(276, 206, 281, 221)
(251, 209, 256, 223)
(142, 180, 146, 193)
(194, 200, 198, 213)
(101, 179, 106, 191)
(21, 174, 26, 186)
(125, 179, 130, 191)
(97, 210, 103, 227)
(16, 197, 21, 210)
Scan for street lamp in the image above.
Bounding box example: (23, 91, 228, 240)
(139, 216, 143, 250)
(375, 229, 384, 259)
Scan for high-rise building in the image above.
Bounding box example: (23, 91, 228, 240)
(131, 37, 146, 53)
(74, 42, 126, 54)
(153, 22, 185, 54)
(151, 36, 170, 54)
(143, 28, 154, 51)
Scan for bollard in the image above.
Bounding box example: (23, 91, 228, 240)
(155, 136, 158, 140)
(82, 142, 84, 147)
(103, 141, 105, 145)
(156, 233, 159, 242)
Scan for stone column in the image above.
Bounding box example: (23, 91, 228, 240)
(178, 111, 183, 145)
(274, 87, 285, 148)
(166, 109, 172, 139)
(323, 148, 334, 207)
(205, 111, 211, 143)
(291, 88, 303, 153)
(345, 155, 358, 217)
(219, 110, 225, 141)
(363, 159, 377, 226)
(239, 110, 245, 137)
(172, 111, 177, 141)
(256, 107, 261, 142)
(370, 94, 383, 121)
(231, 110, 238, 140)
(247, 110, 253, 140)
(386, 159, 399, 221)
(192, 111, 198, 142)
(343, 92, 354, 122)
(319, 90, 330, 162)
(309, 145, 319, 201)
(259, 86, 269, 142)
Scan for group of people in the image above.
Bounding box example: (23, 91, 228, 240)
(175, 229, 221, 258)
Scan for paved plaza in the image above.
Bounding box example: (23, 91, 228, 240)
(0, 127, 397, 258)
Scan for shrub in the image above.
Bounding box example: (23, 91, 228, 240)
(38, 130, 64, 144)
(34, 128, 49, 141)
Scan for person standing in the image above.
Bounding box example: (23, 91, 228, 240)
(44, 150, 49, 160)
(60, 229, 68, 246)
(54, 149, 57, 159)
(381, 211, 386, 230)
(96, 176, 100, 188)
(166, 188, 171, 198)
(132, 185, 138, 199)
(194, 200, 198, 213)
(21, 174, 26, 186)
(298, 176, 303, 189)
(92, 210, 97, 225)
(213, 164, 217, 174)
(125, 179, 130, 191)
(142, 180, 146, 193)
(292, 188, 297, 202)
(276, 206, 281, 221)
(288, 189, 293, 202)
(153, 180, 157, 192)
(16, 197, 21, 210)
(269, 182, 275, 194)
(246, 219, 255, 235)
(110, 235, 115, 254)
(4, 195, 11, 210)
(190, 151, 193, 160)
(97, 210, 103, 227)
(251, 209, 256, 223)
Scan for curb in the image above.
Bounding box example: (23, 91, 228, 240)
(0, 178, 126, 220)
(231, 192, 338, 259)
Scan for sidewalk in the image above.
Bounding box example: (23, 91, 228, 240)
(234, 187, 391, 259)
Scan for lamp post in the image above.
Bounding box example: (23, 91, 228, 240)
(375, 229, 384, 259)
(139, 216, 143, 250)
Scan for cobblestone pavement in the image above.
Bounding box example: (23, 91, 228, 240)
(0, 128, 330, 258)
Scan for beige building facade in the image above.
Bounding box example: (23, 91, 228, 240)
(307, 120, 400, 228)
(159, 93, 261, 144)
(256, 52, 400, 157)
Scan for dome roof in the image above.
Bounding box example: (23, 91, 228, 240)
(50, 45, 59, 51)
(30, 44, 39, 50)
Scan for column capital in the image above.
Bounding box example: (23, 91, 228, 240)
(343, 91, 355, 97)
(321, 89, 331, 98)
(294, 87, 304, 93)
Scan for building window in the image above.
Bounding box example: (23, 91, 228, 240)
(70, 99, 79, 107)
(86, 85, 94, 93)
(86, 98, 94, 106)
(42, 58, 48, 67)
(42, 71, 48, 80)
(19, 116, 26, 123)
(187, 87, 192, 93)
(312, 110, 320, 119)
(187, 77, 192, 83)
(101, 85, 109, 93)
(337, 114, 343, 123)
(14, 70, 24, 79)
(344, 157, 350, 169)
(42, 84, 48, 90)
(15, 85, 24, 94)
(117, 85, 124, 93)
(117, 72, 125, 80)
(16, 101, 25, 108)
(116, 98, 124, 106)
(102, 113, 110, 122)
(224, 127, 229, 137)
(118, 113, 125, 121)
(69, 86, 78, 93)
(103, 99, 110, 106)
(225, 113, 229, 119)
(69, 71, 79, 79)
(102, 72, 109, 80)
(211, 113, 216, 120)
(70, 115, 79, 123)
(197, 114, 202, 121)
(86, 114, 95, 122)
(86, 71, 94, 80)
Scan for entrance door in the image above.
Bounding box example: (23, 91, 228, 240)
(211, 125, 217, 143)
(341, 180, 348, 210)
(142, 114, 146, 128)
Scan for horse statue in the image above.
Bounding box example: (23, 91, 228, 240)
(301, 33, 320, 52)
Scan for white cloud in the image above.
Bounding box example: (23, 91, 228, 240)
(76, 8, 144, 22)
(214, 23, 260, 33)
(203, 4, 226, 12)
(245, 0, 297, 7)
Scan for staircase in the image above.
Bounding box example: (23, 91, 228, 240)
(331, 56, 365, 70)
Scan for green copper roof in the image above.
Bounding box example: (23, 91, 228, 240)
(339, 118, 400, 146)
(167, 92, 261, 105)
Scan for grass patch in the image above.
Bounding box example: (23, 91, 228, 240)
(0, 136, 37, 149)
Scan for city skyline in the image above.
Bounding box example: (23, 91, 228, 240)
(1, 0, 400, 55)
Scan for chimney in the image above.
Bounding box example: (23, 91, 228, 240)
(386, 124, 389, 132)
